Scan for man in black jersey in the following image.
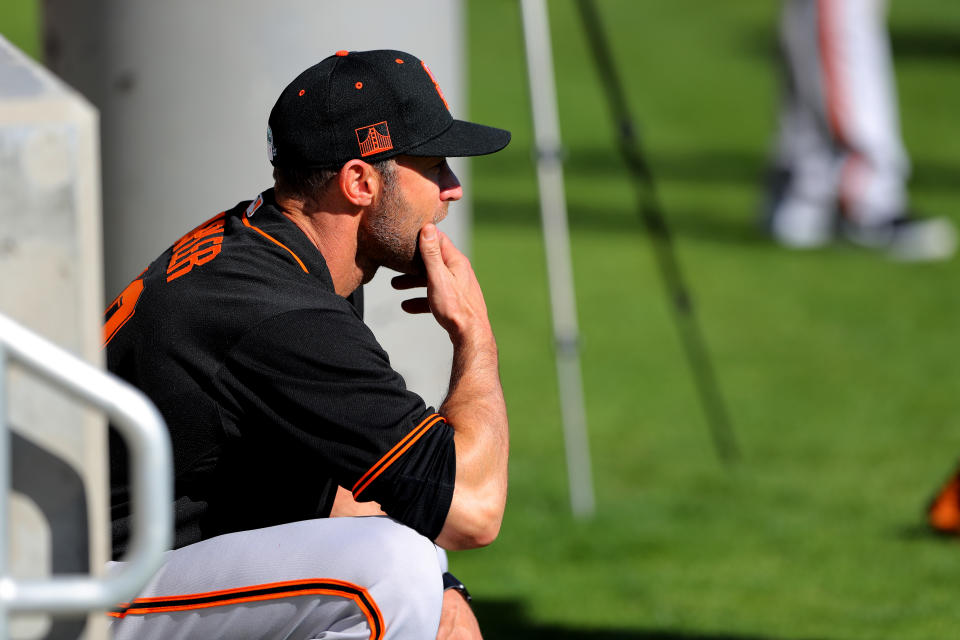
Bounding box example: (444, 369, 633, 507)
(106, 49, 510, 639)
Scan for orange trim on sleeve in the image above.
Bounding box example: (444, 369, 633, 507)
(352, 414, 446, 499)
(108, 578, 384, 640)
(242, 215, 310, 273)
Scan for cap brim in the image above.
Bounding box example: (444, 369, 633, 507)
(405, 119, 511, 158)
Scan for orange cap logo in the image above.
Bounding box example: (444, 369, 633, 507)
(421, 61, 450, 111)
(356, 121, 393, 157)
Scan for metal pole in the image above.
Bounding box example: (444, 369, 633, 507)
(0, 313, 173, 614)
(520, 0, 595, 517)
(576, 0, 740, 463)
(0, 346, 8, 640)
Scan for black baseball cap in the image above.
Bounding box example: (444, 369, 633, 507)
(268, 49, 511, 169)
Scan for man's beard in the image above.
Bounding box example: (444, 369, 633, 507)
(358, 182, 445, 278)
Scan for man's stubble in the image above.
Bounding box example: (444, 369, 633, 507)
(358, 166, 447, 278)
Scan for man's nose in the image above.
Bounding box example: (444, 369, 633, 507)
(439, 162, 462, 202)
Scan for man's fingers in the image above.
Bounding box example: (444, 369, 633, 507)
(400, 298, 431, 314)
(391, 274, 427, 290)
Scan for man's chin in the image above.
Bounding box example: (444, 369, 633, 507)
(359, 265, 380, 285)
(390, 240, 426, 276)
(376, 252, 424, 277)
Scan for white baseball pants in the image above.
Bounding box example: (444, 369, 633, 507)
(108, 517, 446, 640)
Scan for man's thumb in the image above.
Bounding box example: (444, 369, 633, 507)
(420, 224, 442, 263)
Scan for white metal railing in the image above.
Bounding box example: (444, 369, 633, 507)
(0, 312, 172, 637)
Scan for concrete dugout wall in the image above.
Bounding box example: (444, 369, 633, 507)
(0, 35, 107, 640)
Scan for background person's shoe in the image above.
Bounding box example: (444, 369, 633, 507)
(770, 197, 835, 249)
(844, 215, 957, 262)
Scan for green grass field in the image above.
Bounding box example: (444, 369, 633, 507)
(4, 1, 960, 638)
(462, 2, 960, 638)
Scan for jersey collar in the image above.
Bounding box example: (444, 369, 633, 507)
(243, 188, 337, 293)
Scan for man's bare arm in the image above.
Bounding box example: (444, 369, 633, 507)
(393, 224, 509, 550)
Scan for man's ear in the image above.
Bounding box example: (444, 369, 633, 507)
(338, 160, 379, 207)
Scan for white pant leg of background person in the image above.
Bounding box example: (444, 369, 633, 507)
(772, 0, 907, 245)
(771, 0, 845, 247)
(109, 517, 444, 640)
(825, 0, 909, 228)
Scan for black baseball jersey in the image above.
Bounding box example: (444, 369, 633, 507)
(107, 189, 456, 557)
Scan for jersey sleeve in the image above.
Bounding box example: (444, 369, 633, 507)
(217, 305, 455, 540)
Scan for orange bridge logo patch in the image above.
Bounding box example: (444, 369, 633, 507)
(356, 121, 393, 157)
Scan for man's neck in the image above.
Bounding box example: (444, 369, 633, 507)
(274, 194, 366, 298)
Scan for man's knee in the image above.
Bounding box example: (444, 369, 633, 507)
(344, 517, 443, 593)
(322, 517, 444, 637)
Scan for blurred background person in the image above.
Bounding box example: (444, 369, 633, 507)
(765, 0, 956, 260)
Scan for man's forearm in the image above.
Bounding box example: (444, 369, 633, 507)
(403, 224, 510, 550)
(436, 328, 509, 550)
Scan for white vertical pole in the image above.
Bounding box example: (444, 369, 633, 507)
(520, 0, 595, 518)
(0, 346, 8, 640)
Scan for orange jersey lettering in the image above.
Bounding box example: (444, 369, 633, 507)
(103, 278, 145, 347)
(167, 213, 226, 282)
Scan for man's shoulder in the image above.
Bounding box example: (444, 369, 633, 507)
(155, 191, 335, 293)
(145, 195, 344, 307)
(105, 194, 362, 362)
